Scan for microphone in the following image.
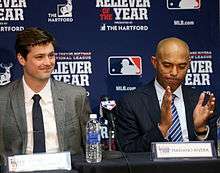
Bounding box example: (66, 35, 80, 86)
(100, 96, 131, 172)
(99, 96, 123, 159)
(100, 96, 117, 130)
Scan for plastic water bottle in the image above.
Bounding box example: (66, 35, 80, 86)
(86, 114, 102, 163)
(217, 117, 220, 156)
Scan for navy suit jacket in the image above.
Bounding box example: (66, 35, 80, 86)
(116, 80, 217, 152)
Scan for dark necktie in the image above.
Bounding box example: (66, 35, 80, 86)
(32, 94, 46, 153)
(168, 94, 183, 142)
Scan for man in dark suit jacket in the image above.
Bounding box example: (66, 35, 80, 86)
(116, 37, 217, 152)
(0, 27, 91, 160)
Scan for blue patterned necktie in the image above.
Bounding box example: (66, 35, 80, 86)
(32, 94, 46, 153)
(168, 94, 183, 142)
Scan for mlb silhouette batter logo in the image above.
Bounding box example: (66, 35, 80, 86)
(167, 0, 201, 9)
(108, 56, 142, 76)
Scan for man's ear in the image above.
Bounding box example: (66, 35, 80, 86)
(151, 56, 157, 69)
(17, 53, 26, 66)
(186, 57, 191, 68)
(188, 57, 191, 63)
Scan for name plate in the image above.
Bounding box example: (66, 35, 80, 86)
(8, 152, 71, 172)
(151, 141, 216, 160)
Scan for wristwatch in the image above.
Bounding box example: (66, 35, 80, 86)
(196, 125, 209, 135)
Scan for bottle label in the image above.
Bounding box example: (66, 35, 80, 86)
(87, 132, 101, 144)
(217, 127, 220, 139)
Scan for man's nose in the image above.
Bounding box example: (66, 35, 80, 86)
(171, 66, 178, 76)
(43, 56, 52, 65)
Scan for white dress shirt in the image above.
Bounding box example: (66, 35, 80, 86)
(154, 79, 189, 142)
(23, 77, 59, 154)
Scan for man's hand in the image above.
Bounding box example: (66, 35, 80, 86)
(193, 92, 216, 133)
(159, 86, 173, 137)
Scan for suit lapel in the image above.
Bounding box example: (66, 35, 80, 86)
(182, 87, 195, 140)
(51, 79, 65, 151)
(10, 80, 27, 153)
(140, 81, 161, 124)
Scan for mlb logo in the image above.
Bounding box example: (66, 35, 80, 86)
(167, 0, 201, 10)
(108, 56, 142, 76)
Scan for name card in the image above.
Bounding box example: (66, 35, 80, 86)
(151, 141, 216, 160)
(8, 152, 71, 172)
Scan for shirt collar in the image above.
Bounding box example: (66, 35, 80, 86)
(23, 77, 52, 103)
(154, 78, 182, 99)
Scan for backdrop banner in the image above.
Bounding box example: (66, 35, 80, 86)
(0, 0, 219, 113)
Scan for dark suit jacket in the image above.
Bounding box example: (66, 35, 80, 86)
(116, 80, 217, 152)
(0, 78, 91, 158)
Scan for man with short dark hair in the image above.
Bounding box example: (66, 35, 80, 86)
(0, 27, 91, 158)
(116, 37, 218, 152)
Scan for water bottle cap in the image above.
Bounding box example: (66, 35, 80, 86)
(90, 114, 97, 119)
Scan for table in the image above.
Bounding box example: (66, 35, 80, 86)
(1, 153, 220, 173)
(71, 152, 220, 173)
(0, 164, 76, 173)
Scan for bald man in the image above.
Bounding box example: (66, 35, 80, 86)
(116, 37, 218, 152)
